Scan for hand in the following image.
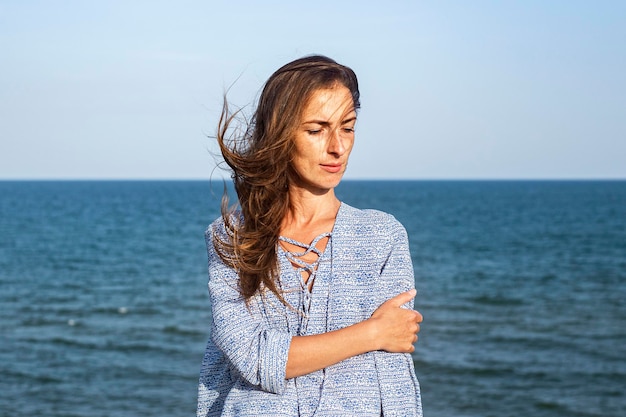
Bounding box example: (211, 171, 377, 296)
(368, 289, 423, 353)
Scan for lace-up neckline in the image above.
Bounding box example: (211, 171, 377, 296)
(278, 232, 332, 334)
(279, 232, 331, 287)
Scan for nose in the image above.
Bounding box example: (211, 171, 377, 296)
(327, 129, 346, 156)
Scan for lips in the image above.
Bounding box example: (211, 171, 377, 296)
(320, 163, 343, 173)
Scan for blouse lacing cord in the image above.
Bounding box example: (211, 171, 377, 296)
(278, 232, 331, 335)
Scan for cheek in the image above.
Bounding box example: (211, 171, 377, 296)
(292, 145, 319, 172)
(345, 137, 355, 156)
(300, 139, 327, 161)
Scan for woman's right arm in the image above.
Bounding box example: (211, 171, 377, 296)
(285, 289, 421, 379)
(207, 224, 422, 392)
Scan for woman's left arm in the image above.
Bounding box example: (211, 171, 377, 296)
(375, 218, 424, 417)
(379, 216, 419, 310)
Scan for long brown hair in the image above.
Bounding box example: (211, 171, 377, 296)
(214, 55, 360, 302)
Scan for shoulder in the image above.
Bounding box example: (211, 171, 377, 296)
(205, 211, 243, 241)
(339, 202, 406, 235)
(334, 203, 409, 252)
(203, 211, 244, 265)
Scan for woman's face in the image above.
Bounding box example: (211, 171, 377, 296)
(290, 84, 357, 194)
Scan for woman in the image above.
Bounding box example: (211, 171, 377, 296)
(198, 55, 423, 416)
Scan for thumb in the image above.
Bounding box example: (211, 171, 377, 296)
(388, 289, 416, 307)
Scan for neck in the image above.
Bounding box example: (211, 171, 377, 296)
(282, 187, 340, 237)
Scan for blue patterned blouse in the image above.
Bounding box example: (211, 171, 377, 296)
(197, 203, 422, 416)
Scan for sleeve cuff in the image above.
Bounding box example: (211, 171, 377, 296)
(259, 330, 292, 394)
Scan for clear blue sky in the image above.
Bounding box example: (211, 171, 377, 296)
(1, 1, 624, 179)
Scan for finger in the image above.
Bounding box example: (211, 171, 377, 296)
(388, 289, 416, 307)
(415, 311, 423, 323)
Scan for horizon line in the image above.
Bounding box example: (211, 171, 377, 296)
(1, 177, 625, 182)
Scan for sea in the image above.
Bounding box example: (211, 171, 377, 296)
(1, 180, 624, 417)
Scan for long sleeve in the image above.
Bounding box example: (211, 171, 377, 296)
(378, 215, 416, 302)
(373, 214, 423, 416)
(206, 220, 292, 395)
(198, 204, 422, 416)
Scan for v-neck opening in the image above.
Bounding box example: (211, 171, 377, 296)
(277, 202, 344, 291)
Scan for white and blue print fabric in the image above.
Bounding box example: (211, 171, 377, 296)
(197, 203, 422, 416)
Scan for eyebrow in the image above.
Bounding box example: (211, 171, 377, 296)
(301, 116, 357, 126)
